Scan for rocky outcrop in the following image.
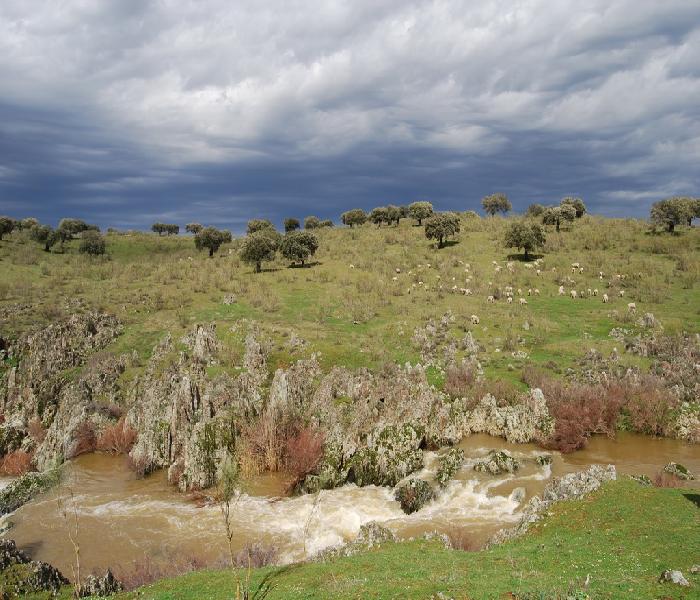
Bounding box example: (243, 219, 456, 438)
(487, 465, 616, 547)
(1, 312, 124, 470)
(435, 448, 464, 487)
(394, 478, 435, 514)
(659, 569, 690, 587)
(464, 389, 553, 444)
(474, 450, 520, 475)
(0, 468, 61, 516)
(663, 462, 694, 481)
(315, 522, 396, 561)
(0, 539, 69, 596)
(80, 568, 123, 597)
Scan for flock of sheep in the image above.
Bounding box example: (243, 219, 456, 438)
(361, 257, 638, 327)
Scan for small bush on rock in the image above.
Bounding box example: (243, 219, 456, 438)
(394, 478, 434, 514)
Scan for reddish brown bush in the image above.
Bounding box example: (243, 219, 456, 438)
(0, 450, 34, 476)
(621, 377, 678, 436)
(284, 426, 324, 487)
(27, 417, 47, 443)
(444, 362, 477, 398)
(541, 380, 622, 453)
(654, 471, 682, 488)
(68, 421, 97, 458)
(233, 542, 279, 568)
(113, 553, 212, 591)
(97, 417, 137, 454)
(446, 528, 480, 552)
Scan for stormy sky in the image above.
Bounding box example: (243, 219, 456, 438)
(0, 1, 699, 232)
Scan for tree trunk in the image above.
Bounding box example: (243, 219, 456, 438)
(555, 219, 560, 232)
(209, 247, 214, 257)
(524, 248, 530, 259)
(301, 259, 305, 267)
(256, 261, 261, 273)
(668, 222, 675, 232)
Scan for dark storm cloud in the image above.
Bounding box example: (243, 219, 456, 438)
(1, 0, 699, 232)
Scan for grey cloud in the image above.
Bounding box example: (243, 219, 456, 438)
(0, 0, 698, 229)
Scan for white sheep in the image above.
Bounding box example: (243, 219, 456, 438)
(536, 269, 541, 276)
(570, 290, 578, 299)
(519, 298, 528, 305)
(593, 289, 599, 296)
(527, 289, 532, 296)
(349, 264, 355, 269)
(587, 288, 592, 297)
(517, 288, 522, 295)
(558, 285, 565, 296)
(602, 294, 609, 303)
(627, 302, 637, 313)
(395, 268, 401, 273)
(471, 315, 480, 325)
(487, 295, 495, 303)
(464, 289, 472, 296)
(507, 296, 513, 304)
(619, 290, 625, 297)
(534, 289, 540, 295)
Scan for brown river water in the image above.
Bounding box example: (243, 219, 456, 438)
(1, 433, 698, 575)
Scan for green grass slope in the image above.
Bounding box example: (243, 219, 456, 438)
(2, 216, 699, 388)
(107, 481, 699, 599)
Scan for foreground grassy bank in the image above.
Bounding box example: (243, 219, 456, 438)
(84, 480, 696, 599)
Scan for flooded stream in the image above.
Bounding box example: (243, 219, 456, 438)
(2, 433, 698, 575)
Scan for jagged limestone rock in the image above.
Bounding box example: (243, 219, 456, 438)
(0, 468, 61, 516)
(347, 423, 425, 487)
(0, 539, 68, 595)
(80, 568, 123, 597)
(435, 448, 464, 487)
(487, 465, 616, 547)
(663, 462, 694, 481)
(394, 478, 435, 514)
(474, 450, 520, 475)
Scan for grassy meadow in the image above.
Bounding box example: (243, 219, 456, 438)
(1, 215, 699, 388)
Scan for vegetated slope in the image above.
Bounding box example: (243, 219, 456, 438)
(1, 215, 698, 384)
(107, 481, 699, 599)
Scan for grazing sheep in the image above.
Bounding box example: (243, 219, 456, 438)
(396, 268, 401, 273)
(524, 263, 533, 270)
(517, 288, 522, 295)
(593, 289, 599, 296)
(527, 289, 532, 296)
(471, 315, 480, 325)
(571, 262, 580, 268)
(534, 289, 540, 295)
(627, 302, 637, 313)
(579, 267, 584, 274)
(507, 296, 513, 304)
(587, 288, 592, 297)
(487, 295, 495, 303)
(392, 276, 398, 281)
(602, 294, 609, 303)
(559, 286, 565, 296)
(570, 290, 578, 299)
(495, 266, 502, 273)
(349, 264, 355, 269)
(519, 298, 527, 305)
(536, 269, 541, 276)
(619, 290, 625, 297)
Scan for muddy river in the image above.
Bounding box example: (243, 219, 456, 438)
(2, 433, 698, 575)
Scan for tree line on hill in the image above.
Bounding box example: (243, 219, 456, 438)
(1, 195, 697, 264)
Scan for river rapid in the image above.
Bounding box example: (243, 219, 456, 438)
(2, 433, 698, 575)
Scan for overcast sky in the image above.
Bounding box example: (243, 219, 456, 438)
(1, 1, 698, 232)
